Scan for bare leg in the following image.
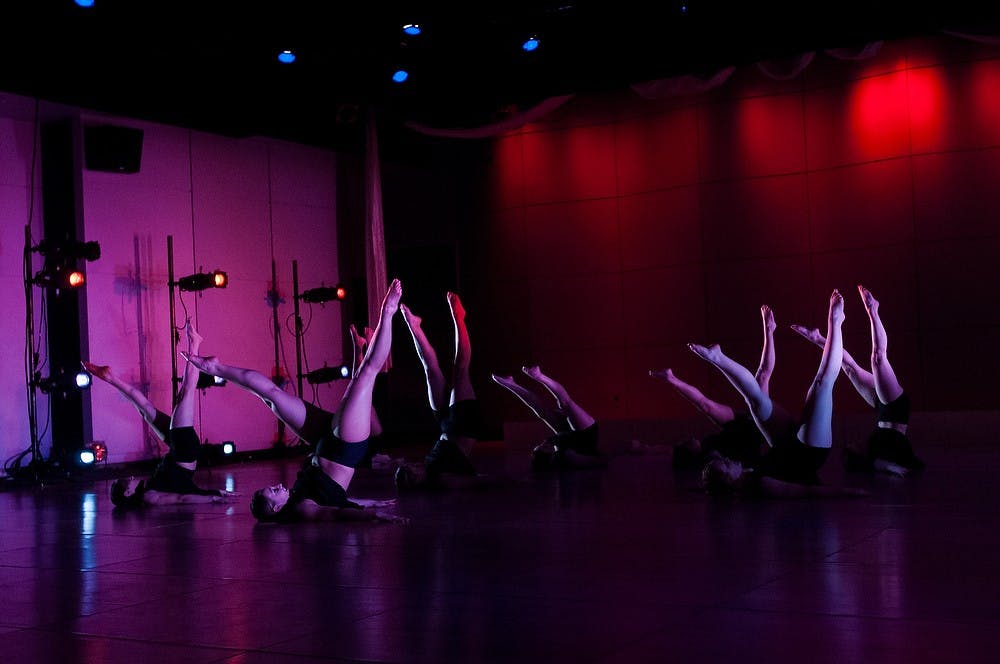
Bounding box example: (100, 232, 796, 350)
(401, 303, 448, 412)
(797, 290, 845, 448)
(351, 324, 382, 437)
(492, 373, 568, 433)
(334, 279, 401, 443)
(182, 355, 309, 436)
(790, 324, 876, 407)
(687, 342, 792, 446)
(755, 305, 776, 393)
(170, 321, 203, 430)
(649, 368, 734, 428)
(858, 284, 904, 405)
(82, 362, 169, 442)
(448, 292, 475, 404)
(521, 366, 595, 431)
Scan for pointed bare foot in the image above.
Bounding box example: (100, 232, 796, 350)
(184, 320, 203, 354)
(447, 291, 466, 320)
(350, 323, 367, 351)
(688, 343, 723, 364)
(858, 284, 879, 315)
(81, 361, 112, 382)
(649, 368, 674, 381)
(382, 279, 402, 316)
(522, 365, 543, 380)
(400, 303, 422, 331)
(789, 324, 826, 347)
(761, 305, 776, 332)
(181, 352, 221, 375)
(829, 289, 845, 323)
(491, 373, 519, 389)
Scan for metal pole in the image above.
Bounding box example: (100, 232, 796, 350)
(293, 260, 303, 398)
(270, 259, 285, 447)
(167, 235, 178, 405)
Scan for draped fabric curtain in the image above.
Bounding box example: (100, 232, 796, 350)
(630, 66, 736, 99)
(405, 94, 575, 139)
(364, 106, 390, 370)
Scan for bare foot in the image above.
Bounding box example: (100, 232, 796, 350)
(649, 368, 674, 382)
(382, 279, 402, 316)
(761, 305, 776, 332)
(858, 284, 879, 315)
(184, 320, 203, 354)
(447, 291, 466, 320)
(401, 304, 422, 331)
(181, 352, 221, 376)
(829, 289, 845, 323)
(688, 343, 723, 364)
(789, 324, 826, 347)
(522, 365, 543, 380)
(350, 323, 367, 351)
(491, 373, 519, 389)
(81, 361, 112, 382)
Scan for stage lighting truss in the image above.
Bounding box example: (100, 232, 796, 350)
(78, 441, 107, 466)
(299, 284, 347, 304)
(30, 239, 101, 290)
(177, 270, 228, 292)
(305, 364, 351, 385)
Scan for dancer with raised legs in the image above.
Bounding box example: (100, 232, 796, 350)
(184, 279, 406, 523)
(394, 292, 487, 490)
(85, 321, 239, 507)
(648, 305, 774, 468)
(492, 365, 605, 470)
(694, 291, 868, 498)
(790, 284, 923, 476)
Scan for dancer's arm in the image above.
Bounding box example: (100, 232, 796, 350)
(143, 490, 241, 505)
(758, 477, 869, 499)
(872, 458, 910, 477)
(291, 500, 409, 523)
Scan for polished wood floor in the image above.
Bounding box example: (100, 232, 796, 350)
(1, 441, 997, 663)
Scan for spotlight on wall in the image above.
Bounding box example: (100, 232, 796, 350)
(196, 372, 227, 389)
(32, 265, 87, 289)
(305, 364, 351, 385)
(299, 284, 346, 304)
(200, 441, 237, 464)
(177, 270, 228, 292)
(221, 441, 235, 456)
(36, 369, 92, 395)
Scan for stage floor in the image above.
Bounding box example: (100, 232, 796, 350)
(1, 442, 999, 663)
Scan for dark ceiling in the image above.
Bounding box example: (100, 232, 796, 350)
(1, 1, 997, 153)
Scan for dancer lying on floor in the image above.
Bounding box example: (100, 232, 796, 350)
(648, 305, 774, 469)
(791, 283, 923, 476)
(184, 279, 406, 523)
(492, 365, 606, 470)
(85, 321, 239, 507)
(394, 292, 491, 490)
(694, 291, 868, 499)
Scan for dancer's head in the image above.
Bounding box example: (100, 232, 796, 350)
(110, 476, 146, 508)
(250, 483, 291, 521)
(700, 457, 744, 494)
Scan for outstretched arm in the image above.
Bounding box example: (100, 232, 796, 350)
(758, 476, 870, 499)
(872, 458, 910, 477)
(291, 500, 409, 523)
(142, 490, 241, 505)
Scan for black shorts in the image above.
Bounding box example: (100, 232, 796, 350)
(866, 427, 924, 470)
(549, 423, 600, 455)
(298, 401, 335, 447)
(434, 399, 484, 440)
(316, 432, 370, 468)
(756, 438, 830, 485)
(425, 437, 476, 478)
(166, 426, 201, 463)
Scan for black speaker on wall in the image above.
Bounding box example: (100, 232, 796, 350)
(84, 125, 144, 173)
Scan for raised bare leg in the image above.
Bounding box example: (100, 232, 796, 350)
(448, 292, 475, 404)
(755, 305, 777, 394)
(687, 342, 791, 445)
(797, 290, 845, 448)
(649, 368, 734, 428)
(182, 354, 309, 436)
(335, 279, 401, 443)
(521, 365, 595, 431)
(82, 361, 169, 442)
(790, 323, 876, 407)
(401, 303, 448, 412)
(351, 324, 382, 437)
(170, 320, 203, 430)
(858, 284, 904, 405)
(492, 373, 567, 433)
